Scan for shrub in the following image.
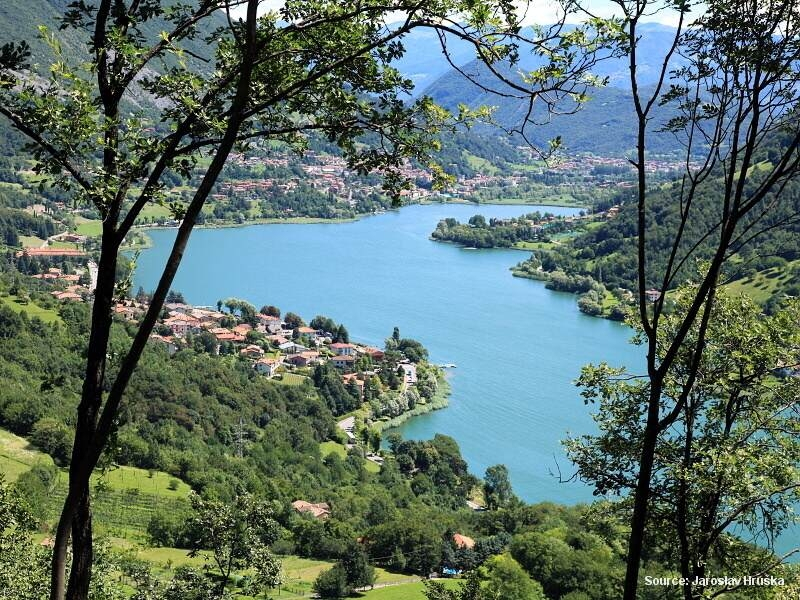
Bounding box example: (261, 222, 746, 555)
(30, 418, 73, 465)
(313, 564, 349, 598)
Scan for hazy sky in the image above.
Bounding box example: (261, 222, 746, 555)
(243, 0, 688, 27)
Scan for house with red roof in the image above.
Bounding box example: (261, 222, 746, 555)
(291, 500, 331, 519)
(254, 357, 282, 377)
(286, 351, 320, 367)
(330, 342, 356, 356)
(453, 533, 475, 549)
(240, 344, 265, 358)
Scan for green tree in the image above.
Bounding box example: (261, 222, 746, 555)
(0, 475, 51, 598)
(15, 463, 60, 525)
(369, 429, 382, 454)
(481, 553, 545, 600)
(30, 418, 74, 465)
(468, 214, 487, 228)
(260, 305, 280, 317)
(0, 305, 24, 339)
(340, 542, 376, 591)
(313, 564, 349, 599)
(147, 567, 220, 600)
(424, 572, 486, 600)
(483, 464, 515, 510)
(0, 477, 123, 600)
(284, 311, 305, 329)
(334, 324, 349, 343)
(186, 492, 283, 598)
(566, 290, 800, 599)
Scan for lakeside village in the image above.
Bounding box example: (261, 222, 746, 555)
(12, 246, 448, 468)
(217, 150, 690, 206)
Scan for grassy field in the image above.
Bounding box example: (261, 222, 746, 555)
(138, 203, 174, 221)
(0, 427, 55, 482)
(0, 427, 189, 539)
(462, 151, 500, 175)
(513, 240, 556, 251)
(320, 440, 348, 459)
(364, 459, 381, 474)
(135, 546, 207, 570)
(75, 217, 102, 237)
(48, 240, 83, 249)
(0, 294, 62, 324)
(275, 373, 308, 386)
(723, 262, 799, 304)
(97, 465, 191, 500)
(319, 440, 382, 473)
(19, 234, 44, 247)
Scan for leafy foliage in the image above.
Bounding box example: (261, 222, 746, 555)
(567, 289, 800, 597)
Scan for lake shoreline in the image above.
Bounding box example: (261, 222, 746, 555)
(374, 374, 451, 433)
(131, 197, 588, 234)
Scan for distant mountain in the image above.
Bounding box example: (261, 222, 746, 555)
(390, 28, 477, 91)
(425, 64, 683, 155)
(417, 23, 688, 155)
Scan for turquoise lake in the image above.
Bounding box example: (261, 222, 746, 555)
(133, 203, 643, 505)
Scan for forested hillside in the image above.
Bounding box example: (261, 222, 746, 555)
(513, 134, 800, 314)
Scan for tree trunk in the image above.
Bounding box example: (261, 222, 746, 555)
(49, 238, 117, 600)
(623, 385, 662, 600)
(49, 490, 76, 600)
(66, 489, 93, 600)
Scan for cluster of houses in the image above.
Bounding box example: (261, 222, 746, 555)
(28, 266, 92, 302)
(114, 300, 394, 383)
(218, 150, 437, 205)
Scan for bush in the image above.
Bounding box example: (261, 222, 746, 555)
(147, 511, 192, 548)
(577, 295, 603, 316)
(30, 418, 73, 465)
(15, 463, 59, 524)
(313, 564, 349, 598)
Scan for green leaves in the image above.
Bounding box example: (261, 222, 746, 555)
(186, 491, 284, 595)
(568, 287, 800, 590)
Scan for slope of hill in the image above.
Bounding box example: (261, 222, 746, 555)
(420, 23, 686, 155)
(511, 138, 800, 314)
(0, 0, 224, 74)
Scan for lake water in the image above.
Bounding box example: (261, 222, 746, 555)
(133, 203, 643, 505)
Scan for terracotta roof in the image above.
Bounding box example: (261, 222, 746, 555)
(16, 248, 86, 257)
